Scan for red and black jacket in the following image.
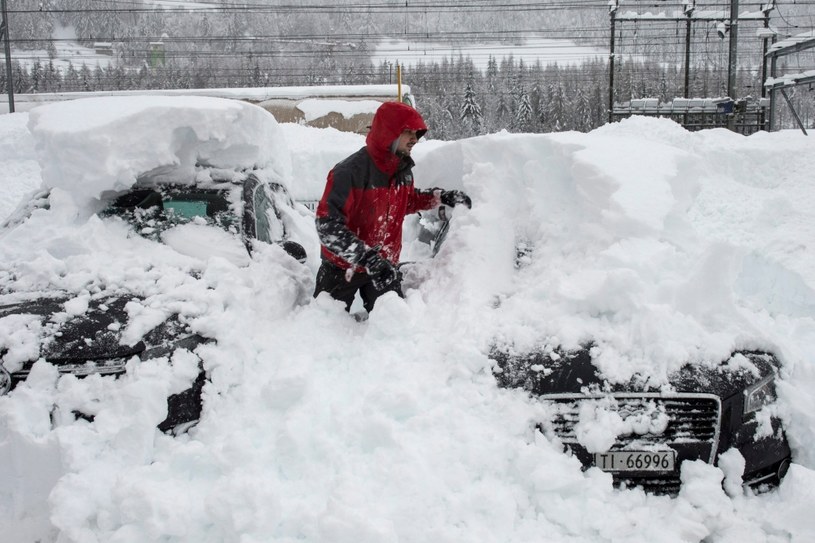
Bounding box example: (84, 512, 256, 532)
(315, 101, 437, 270)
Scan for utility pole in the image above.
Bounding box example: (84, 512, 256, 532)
(760, 1, 776, 131)
(682, 1, 696, 128)
(683, 0, 696, 98)
(726, 0, 739, 130)
(608, 0, 618, 124)
(768, 36, 777, 131)
(1, 0, 13, 113)
(396, 62, 402, 103)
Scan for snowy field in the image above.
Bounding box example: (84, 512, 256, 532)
(1, 96, 815, 542)
(14, 24, 116, 73)
(371, 36, 607, 71)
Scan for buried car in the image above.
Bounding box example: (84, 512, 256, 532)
(0, 171, 310, 433)
(490, 345, 792, 494)
(414, 206, 792, 494)
(0, 95, 314, 434)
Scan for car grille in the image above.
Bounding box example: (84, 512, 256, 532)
(547, 394, 720, 453)
(540, 393, 722, 493)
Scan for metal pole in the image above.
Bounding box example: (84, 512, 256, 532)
(684, 19, 692, 98)
(727, 0, 739, 99)
(684, 1, 695, 99)
(760, 4, 772, 99)
(608, 1, 617, 124)
(396, 62, 402, 102)
(726, 0, 739, 130)
(768, 36, 777, 131)
(683, 1, 695, 128)
(1, 0, 14, 113)
(780, 89, 807, 135)
(759, 1, 775, 131)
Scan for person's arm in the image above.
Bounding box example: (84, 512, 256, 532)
(406, 187, 439, 215)
(408, 187, 472, 215)
(315, 168, 368, 265)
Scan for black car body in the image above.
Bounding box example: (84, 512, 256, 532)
(491, 345, 791, 494)
(0, 172, 307, 433)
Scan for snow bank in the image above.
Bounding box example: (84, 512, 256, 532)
(0, 113, 41, 222)
(27, 96, 292, 202)
(414, 119, 815, 386)
(1, 108, 815, 542)
(279, 123, 364, 204)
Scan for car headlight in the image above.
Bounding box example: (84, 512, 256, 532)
(0, 364, 11, 395)
(743, 374, 777, 415)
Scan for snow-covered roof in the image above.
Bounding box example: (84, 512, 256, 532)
(3, 84, 410, 111)
(615, 8, 770, 21)
(766, 30, 815, 57)
(765, 69, 815, 90)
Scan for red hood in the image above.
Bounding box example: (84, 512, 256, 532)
(366, 101, 427, 174)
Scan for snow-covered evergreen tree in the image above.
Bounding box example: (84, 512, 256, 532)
(460, 81, 483, 137)
(547, 82, 566, 132)
(29, 61, 42, 92)
(515, 85, 533, 132)
(495, 93, 510, 130)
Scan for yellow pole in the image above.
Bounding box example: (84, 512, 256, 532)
(396, 62, 402, 102)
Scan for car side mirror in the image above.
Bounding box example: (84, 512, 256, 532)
(281, 240, 307, 263)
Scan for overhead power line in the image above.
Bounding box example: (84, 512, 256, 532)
(10, 1, 613, 15)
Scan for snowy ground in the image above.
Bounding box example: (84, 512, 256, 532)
(371, 36, 607, 71)
(1, 97, 815, 542)
(13, 24, 116, 73)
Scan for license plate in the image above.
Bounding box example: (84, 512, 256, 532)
(593, 451, 676, 472)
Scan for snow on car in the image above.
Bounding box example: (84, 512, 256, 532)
(0, 96, 315, 433)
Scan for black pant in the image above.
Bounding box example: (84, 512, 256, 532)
(313, 260, 403, 313)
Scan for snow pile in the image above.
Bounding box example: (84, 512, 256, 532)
(572, 398, 670, 453)
(414, 122, 815, 383)
(27, 96, 291, 201)
(1, 98, 815, 542)
(0, 113, 41, 222)
(280, 123, 365, 204)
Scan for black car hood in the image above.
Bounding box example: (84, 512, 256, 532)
(491, 345, 780, 400)
(0, 295, 146, 366)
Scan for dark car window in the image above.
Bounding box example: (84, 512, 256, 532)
(103, 188, 237, 239)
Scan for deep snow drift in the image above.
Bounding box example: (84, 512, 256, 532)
(1, 96, 815, 542)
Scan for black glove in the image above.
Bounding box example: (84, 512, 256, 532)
(440, 190, 472, 209)
(358, 247, 400, 291)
